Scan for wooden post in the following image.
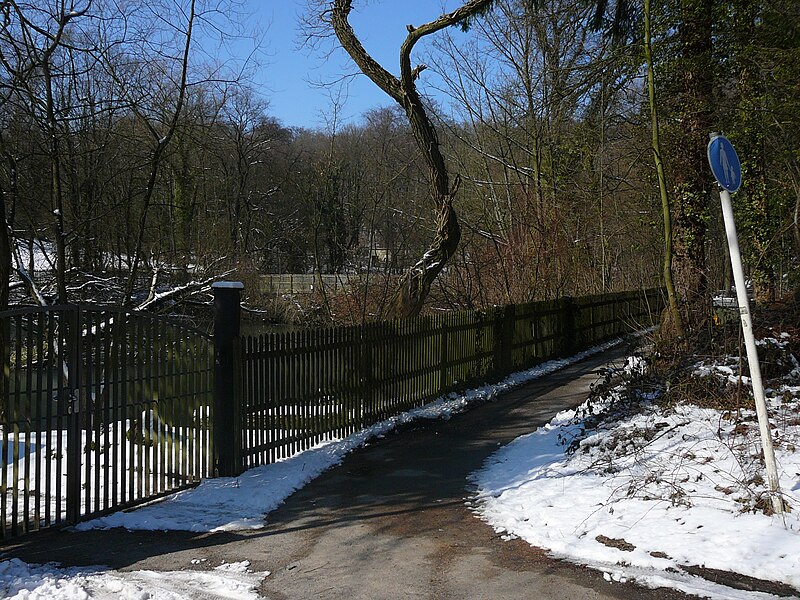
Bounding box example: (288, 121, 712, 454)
(562, 296, 578, 357)
(212, 282, 243, 478)
(439, 319, 449, 393)
(502, 304, 515, 375)
(492, 307, 504, 379)
(360, 324, 374, 427)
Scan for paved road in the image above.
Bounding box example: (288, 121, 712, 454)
(5, 344, 692, 599)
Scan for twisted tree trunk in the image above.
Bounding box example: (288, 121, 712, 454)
(331, 0, 494, 318)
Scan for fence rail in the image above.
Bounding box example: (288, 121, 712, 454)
(260, 274, 359, 295)
(235, 288, 664, 471)
(0, 305, 214, 539)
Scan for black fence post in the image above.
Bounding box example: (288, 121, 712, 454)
(561, 296, 578, 357)
(493, 304, 515, 377)
(439, 319, 449, 394)
(360, 323, 374, 427)
(492, 306, 504, 379)
(65, 305, 82, 524)
(212, 281, 244, 478)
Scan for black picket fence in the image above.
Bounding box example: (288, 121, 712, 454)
(222, 287, 664, 474)
(1, 286, 663, 540)
(0, 305, 214, 539)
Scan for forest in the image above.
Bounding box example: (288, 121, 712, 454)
(0, 0, 798, 334)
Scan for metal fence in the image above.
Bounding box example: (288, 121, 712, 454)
(0, 305, 214, 539)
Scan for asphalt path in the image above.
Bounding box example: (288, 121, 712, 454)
(4, 343, 693, 599)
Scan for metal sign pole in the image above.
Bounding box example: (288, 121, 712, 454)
(718, 188, 783, 514)
(709, 133, 783, 515)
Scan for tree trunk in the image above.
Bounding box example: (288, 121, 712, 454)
(732, 0, 775, 306)
(645, 0, 684, 339)
(330, 0, 493, 318)
(123, 0, 196, 304)
(44, 63, 69, 304)
(0, 192, 10, 310)
(670, 0, 713, 342)
(387, 198, 460, 318)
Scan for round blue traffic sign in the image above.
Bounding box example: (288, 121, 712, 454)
(707, 134, 742, 193)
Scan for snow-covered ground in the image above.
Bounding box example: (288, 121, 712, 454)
(3, 331, 799, 600)
(471, 342, 800, 599)
(12, 240, 54, 273)
(0, 558, 266, 600)
(2, 424, 210, 526)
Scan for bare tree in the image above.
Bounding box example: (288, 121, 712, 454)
(116, 0, 197, 303)
(0, 1, 92, 305)
(0, 157, 9, 308)
(323, 0, 495, 318)
(643, 0, 682, 338)
(429, 0, 653, 304)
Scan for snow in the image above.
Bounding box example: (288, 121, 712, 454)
(2, 423, 211, 526)
(0, 558, 267, 600)
(12, 240, 54, 273)
(470, 350, 800, 599)
(76, 337, 626, 534)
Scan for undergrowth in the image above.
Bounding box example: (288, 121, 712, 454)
(555, 296, 800, 516)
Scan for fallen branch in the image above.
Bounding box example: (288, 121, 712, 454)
(134, 272, 232, 312)
(12, 242, 48, 306)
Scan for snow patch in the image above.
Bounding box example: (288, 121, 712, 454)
(0, 557, 267, 600)
(470, 372, 800, 597)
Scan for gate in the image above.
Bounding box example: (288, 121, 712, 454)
(0, 305, 214, 538)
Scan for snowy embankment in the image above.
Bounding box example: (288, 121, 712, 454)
(0, 338, 625, 600)
(470, 341, 800, 600)
(0, 558, 265, 600)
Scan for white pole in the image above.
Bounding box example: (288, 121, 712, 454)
(718, 187, 783, 515)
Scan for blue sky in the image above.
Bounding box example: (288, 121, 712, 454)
(250, 1, 461, 129)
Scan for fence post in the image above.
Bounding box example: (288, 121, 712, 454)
(212, 282, 244, 478)
(492, 307, 503, 379)
(65, 305, 82, 524)
(562, 296, 578, 357)
(499, 304, 517, 377)
(360, 323, 374, 427)
(439, 319, 449, 393)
